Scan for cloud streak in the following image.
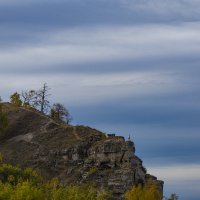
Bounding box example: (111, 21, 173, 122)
(121, 0, 200, 18)
(149, 164, 200, 181)
(1, 22, 200, 73)
(148, 164, 200, 200)
(2, 0, 200, 21)
(0, 71, 181, 104)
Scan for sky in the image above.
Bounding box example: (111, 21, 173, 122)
(0, 0, 200, 199)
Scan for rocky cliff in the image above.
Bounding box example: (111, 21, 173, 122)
(0, 103, 163, 199)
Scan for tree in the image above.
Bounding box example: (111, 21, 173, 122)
(10, 92, 22, 107)
(50, 103, 72, 124)
(35, 83, 50, 113)
(21, 90, 36, 108)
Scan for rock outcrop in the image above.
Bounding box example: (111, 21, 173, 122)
(0, 103, 163, 199)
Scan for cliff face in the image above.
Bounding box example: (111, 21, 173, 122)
(0, 103, 163, 199)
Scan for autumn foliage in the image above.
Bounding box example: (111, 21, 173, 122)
(0, 153, 111, 200)
(125, 179, 162, 200)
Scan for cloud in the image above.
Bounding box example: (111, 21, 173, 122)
(0, 0, 66, 5)
(149, 164, 200, 181)
(121, 0, 200, 18)
(148, 164, 200, 200)
(2, 0, 200, 20)
(0, 71, 181, 104)
(1, 0, 200, 33)
(1, 22, 200, 73)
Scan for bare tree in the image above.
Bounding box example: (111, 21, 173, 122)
(21, 90, 36, 107)
(50, 103, 72, 124)
(35, 83, 50, 113)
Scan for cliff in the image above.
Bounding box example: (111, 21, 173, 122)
(0, 103, 163, 199)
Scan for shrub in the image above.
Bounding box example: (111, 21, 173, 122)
(0, 158, 111, 200)
(125, 179, 162, 200)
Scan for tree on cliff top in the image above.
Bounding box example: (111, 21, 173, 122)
(21, 90, 36, 108)
(35, 83, 50, 113)
(50, 103, 72, 124)
(10, 92, 22, 107)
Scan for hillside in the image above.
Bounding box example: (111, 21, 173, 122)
(0, 103, 163, 199)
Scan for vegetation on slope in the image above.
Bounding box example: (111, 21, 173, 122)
(125, 179, 162, 200)
(0, 153, 111, 200)
(0, 155, 169, 200)
(0, 156, 177, 200)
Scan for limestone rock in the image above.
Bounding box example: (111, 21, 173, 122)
(0, 103, 163, 199)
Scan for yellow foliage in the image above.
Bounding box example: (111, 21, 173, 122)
(0, 160, 111, 200)
(125, 179, 162, 200)
(12, 182, 45, 200)
(0, 164, 42, 186)
(10, 92, 22, 107)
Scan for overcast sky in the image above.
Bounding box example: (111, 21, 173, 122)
(0, 1, 200, 199)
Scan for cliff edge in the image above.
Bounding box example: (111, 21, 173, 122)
(0, 103, 163, 199)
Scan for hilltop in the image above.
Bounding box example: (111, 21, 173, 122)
(0, 103, 163, 199)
